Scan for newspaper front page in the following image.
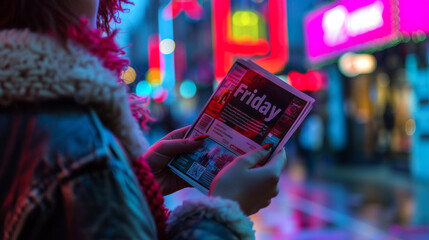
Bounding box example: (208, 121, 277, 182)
(169, 59, 315, 193)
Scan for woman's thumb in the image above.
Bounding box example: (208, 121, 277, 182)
(155, 137, 205, 156)
(234, 144, 272, 168)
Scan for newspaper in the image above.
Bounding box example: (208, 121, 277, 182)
(169, 59, 315, 194)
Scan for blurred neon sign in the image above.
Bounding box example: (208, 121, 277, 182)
(304, 0, 396, 64)
(148, 34, 160, 70)
(288, 71, 327, 92)
(147, 34, 162, 86)
(212, 0, 288, 81)
(398, 0, 429, 34)
(232, 11, 265, 42)
(163, 0, 204, 20)
(323, 1, 385, 46)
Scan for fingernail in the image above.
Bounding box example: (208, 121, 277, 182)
(194, 135, 209, 141)
(262, 142, 273, 151)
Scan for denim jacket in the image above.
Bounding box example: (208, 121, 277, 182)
(0, 101, 158, 239)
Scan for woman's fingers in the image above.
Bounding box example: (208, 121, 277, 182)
(263, 148, 287, 175)
(209, 146, 287, 216)
(153, 138, 205, 157)
(162, 126, 191, 140)
(234, 146, 271, 168)
(247, 149, 285, 198)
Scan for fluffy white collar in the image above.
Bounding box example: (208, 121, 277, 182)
(0, 29, 147, 159)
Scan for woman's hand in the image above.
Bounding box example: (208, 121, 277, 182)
(142, 126, 206, 195)
(209, 146, 287, 215)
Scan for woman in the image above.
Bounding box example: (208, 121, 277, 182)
(0, 0, 287, 239)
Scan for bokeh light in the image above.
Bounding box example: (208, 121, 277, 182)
(121, 66, 137, 84)
(136, 80, 152, 96)
(180, 80, 197, 99)
(288, 70, 326, 91)
(411, 30, 427, 43)
(339, 52, 377, 77)
(152, 87, 169, 103)
(146, 68, 162, 86)
(405, 119, 416, 136)
(159, 39, 176, 55)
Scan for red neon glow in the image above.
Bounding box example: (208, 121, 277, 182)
(212, 0, 288, 81)
(148, 34, 160, 69)
(288, 70, 326, 92)
(163, 0, 204, 20)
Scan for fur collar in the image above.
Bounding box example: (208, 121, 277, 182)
(0, 29, 147, 159)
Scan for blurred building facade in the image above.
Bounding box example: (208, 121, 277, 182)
(302, 0, 429, 182)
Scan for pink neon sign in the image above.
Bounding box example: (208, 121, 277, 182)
(304, 0, 397, 64)
(398, 0, 429, 34)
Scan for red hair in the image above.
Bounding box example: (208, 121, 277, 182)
(98, 0, 133, 33)
(0, 0, 133, 37)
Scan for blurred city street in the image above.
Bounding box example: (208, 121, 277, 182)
(165, 156, 429, 240)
